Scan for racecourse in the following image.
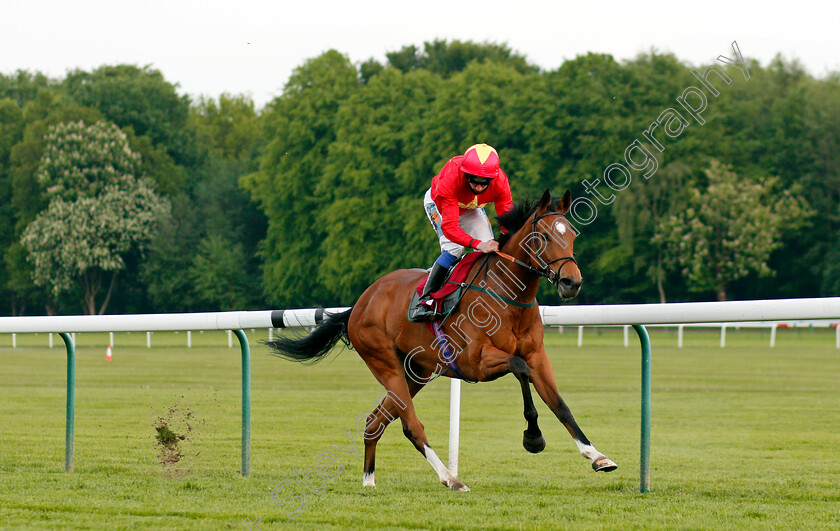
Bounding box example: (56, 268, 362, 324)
(1, 327, 838, 529)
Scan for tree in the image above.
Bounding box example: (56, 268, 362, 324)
(191, 94, 261, 163)
(0, 98, 24, 313)
(0, 70, 54, 107)
(359, 59, 384, 84)
(315, 67, 439, 301)
(654, 161, 810, 301)
(613, 160, 694, 302)
(773, 74, 840, 297)
(190, 235, 260, 309)
(3, 242, 49, 314)
(62, 65, 191, 159)
(133, 92, 265, 313)
(62, 64, 194, 192)
(385, 40, 537, 77)
(139, 193, 200, 313)
(2, 92, 109, 314)
(242, 50, 359, 306)
(20, 121, 170, 314)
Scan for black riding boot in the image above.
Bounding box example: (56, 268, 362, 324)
(410, 262, 449, 322)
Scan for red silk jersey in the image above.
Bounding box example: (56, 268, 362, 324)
(429, 155, 514, 248)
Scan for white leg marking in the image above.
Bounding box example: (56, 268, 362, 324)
(424, 445, 455, 484)
(574, 439, 604, 462)
(363, 471, 375, 488)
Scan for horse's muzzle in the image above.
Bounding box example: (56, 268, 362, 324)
(557, 277, 581, 299)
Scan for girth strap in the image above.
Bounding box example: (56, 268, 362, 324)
(429, 321, 477, 383)
(447, 280, 536, 308)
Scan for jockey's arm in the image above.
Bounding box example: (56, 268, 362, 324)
(437, 196, 485, 250)
(490, 177, 514, 244)
(492, 176, 514, 218)
(476, 240, 499, 253)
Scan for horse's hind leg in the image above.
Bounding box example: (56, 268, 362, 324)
(361, 366, 429, 488)
(395, 380, 469, 491)
(527, 348, 617, 472)
(361, 354, 469, 491)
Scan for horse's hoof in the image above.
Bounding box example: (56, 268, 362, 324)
(446, 479, 470, 491)
(450, 481, 470, 492)
(592, 457, 618, 472)
(522, 431, 546, 454)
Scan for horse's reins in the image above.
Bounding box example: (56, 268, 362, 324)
(494, 249, 568, 284)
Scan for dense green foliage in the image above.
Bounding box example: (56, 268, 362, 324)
(0, 41, 838, 315)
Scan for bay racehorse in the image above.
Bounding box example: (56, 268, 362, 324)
(267, 190, 616, 491)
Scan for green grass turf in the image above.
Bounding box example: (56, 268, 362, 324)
(1, 326, 838, 529)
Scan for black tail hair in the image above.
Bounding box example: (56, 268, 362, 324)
(265, 308, 353, 364)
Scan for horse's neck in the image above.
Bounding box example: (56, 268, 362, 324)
(487, 233, 541, 304)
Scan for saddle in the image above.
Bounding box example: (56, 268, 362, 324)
(407, 252, 484, 322)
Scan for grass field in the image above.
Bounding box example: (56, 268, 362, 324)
(1, 326, 839, 529)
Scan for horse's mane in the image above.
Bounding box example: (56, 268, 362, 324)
(496, 198, 539, 248)
(496, 194, 564, 248)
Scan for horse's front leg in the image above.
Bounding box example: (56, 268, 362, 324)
(476, 346, 544, 453)
(525, 348, 617, 472)
(509, 356, 546, 453)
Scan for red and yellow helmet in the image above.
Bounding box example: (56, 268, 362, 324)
(461, 143, 500, 179)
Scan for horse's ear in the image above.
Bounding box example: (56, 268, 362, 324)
(558, 189, 572, 213)
(539, 189, 552, 211)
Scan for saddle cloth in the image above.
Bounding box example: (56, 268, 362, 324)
(408, 252, 484, 321)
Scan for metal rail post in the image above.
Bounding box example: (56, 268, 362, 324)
(233, 329, 251, 476)
(632, 325, 651, 493)
(448, 378, 461, 477)
(59, 332, 75, 473)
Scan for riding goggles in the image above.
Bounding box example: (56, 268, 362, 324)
(465, 173, 493, 186)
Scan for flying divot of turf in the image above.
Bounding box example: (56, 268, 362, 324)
(152, 402, 201, 476)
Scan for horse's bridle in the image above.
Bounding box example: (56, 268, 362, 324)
(496, 210, 577, 287)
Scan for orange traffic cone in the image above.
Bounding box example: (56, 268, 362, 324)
(106, 344, 113, 362)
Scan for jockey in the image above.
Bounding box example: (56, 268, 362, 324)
(410, 143, 514, 322)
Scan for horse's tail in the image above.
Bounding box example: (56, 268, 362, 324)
(265, 307, 354, 364)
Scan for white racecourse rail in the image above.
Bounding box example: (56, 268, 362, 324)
(6, 298, 836, 332)
(538, 297, 840, 325)
(268, 297, 840, 483)
(3, 297, 839, 487)
(0, 310, 285, 333)
(265, 297, 840, 327)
